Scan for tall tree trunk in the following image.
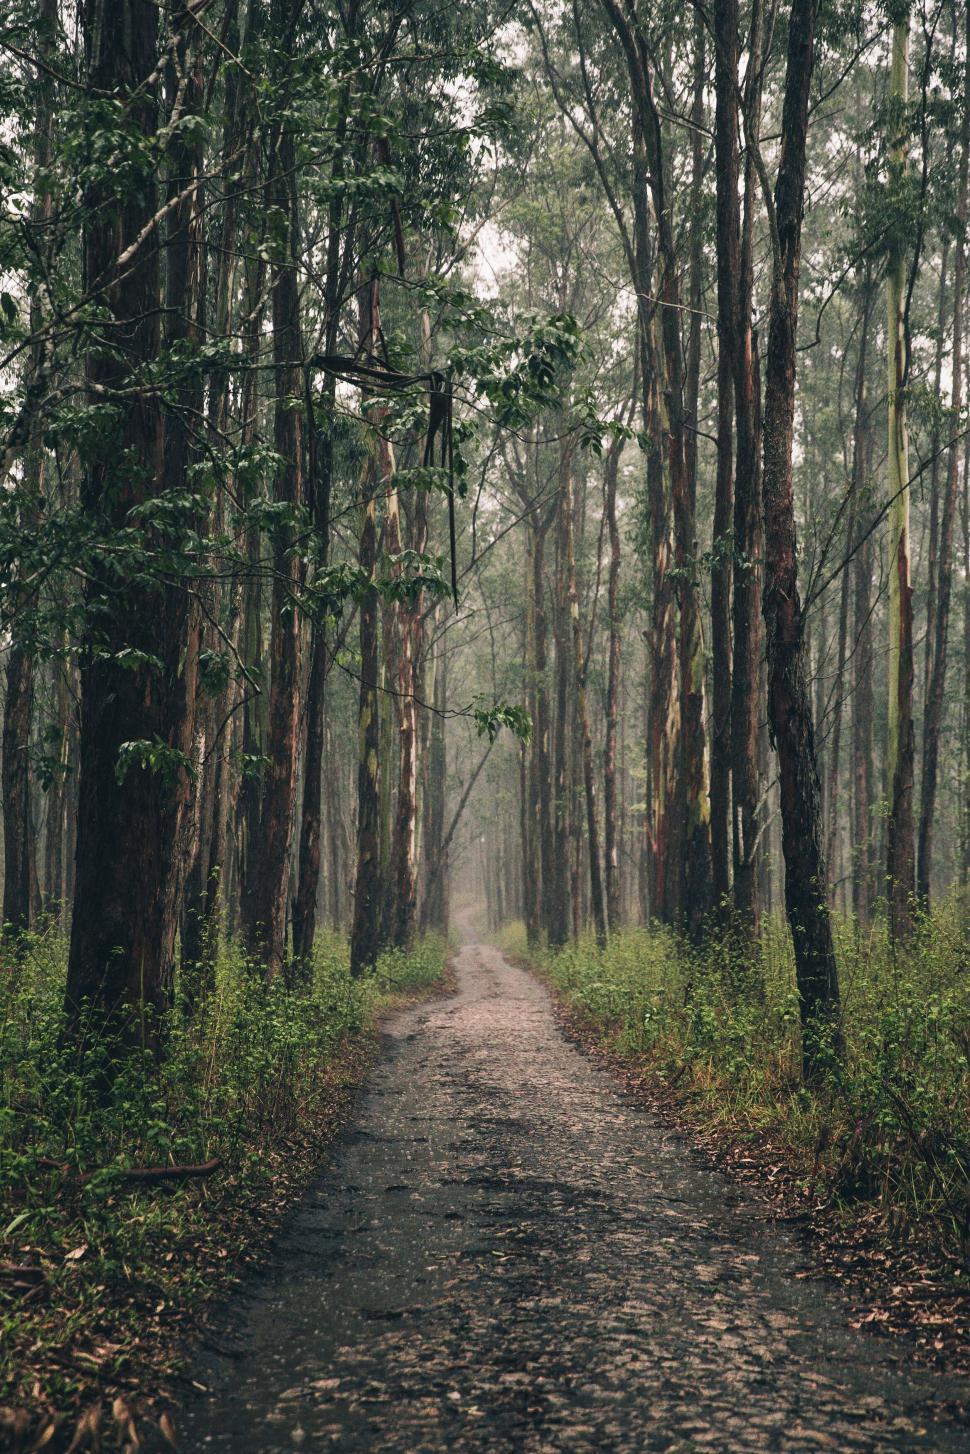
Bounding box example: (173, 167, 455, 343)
(388, 302, 434, 949)
(729, 0, 766, 932)
(549, 457, 572, 948)
(922, 247, 950, 722)
(389, 501, 419, 949)
(885, 15, 916, 942)
(826, 283, 872, 896)
(240, 61, 304, 977)
(711, 0, 743, 917)
(629, 40, 712, 929)
(565, 466, 606, 946)
(603, 437, 624, 934)
(66, 0, 198, 1034)
(522, 534, 541, 943)
(166, 14, 208, 981)
(350, 279, 386, 976)
(678, 9, 713, 941)
(533, 507, 556, 942)
(852, 488, 876, 926)
(963, 429, 970, 884)
(627, 118, 680, 925)
(235, 316, 267, 943)
(918, 10, 967, 909)
(761, 0, 841, 1079)
(293, 40, 355, 963)
(43, 656, 71, 918)
(420, 631, 448, 935)
(3, 0, 57, 936)
(291, 410, 332, 967)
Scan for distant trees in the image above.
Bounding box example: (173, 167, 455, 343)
(0, 0, 968, 1084)
(0, 0, 575, 1026)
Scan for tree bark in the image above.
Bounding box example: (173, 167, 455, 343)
(885, 15, 916, 942)
(66, 0, 198, 1035)
(711, 0, 742, 917)
(729, 0, 766, 933)
(826, 282, 872, 899)
(603, 436, 624, 934)
(852, 427, 876, 926)
(522, 534, 541, 943)
(350, 279, 386, 977)
(549, 452, 572, 948)
(533, 502, 556, 941)
(3, 0, 57, 937)
(562, 8, 685, 929)
(420, 630, 449, 934)
(565, 465, 606, 946)
(240, 55, 304, 977)
(165, 13, 208, 982)
(3, 647, 34, 935)
(760, 0, 841, 1078)
(917, 8, 967, 909)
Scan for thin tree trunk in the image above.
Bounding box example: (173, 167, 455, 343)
(852, 499, 876, 926)
(711, 0, 743, 917)
(729, 0, 766, 932)
(422, 639, 450, 934)
(885, 15, 916, 942)
(292, 383, 335, 965)
(549, 458, 572, 948)
(43, 656, 70, 918)
(922, 246, 950, 720)
(241, 64, 304, 977)
(3, 0, 57, 937)
(603, 436, 624, 934)
(166, 15, 208, 984)
(826, 284, 872, 893)
(918, 10, 967, 909)
(534, 506, 555, 941)
(963, 425, 970, 884)
(350, 279, 386, 977)
(521, 535, 540, 943)
(565, 467, 606, 946)
(3, 648, 34, 935)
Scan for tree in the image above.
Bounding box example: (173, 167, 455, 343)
(760, 0, 842, 1077)
(917, 0, 968, 909)
(65, 0, 200, 1034)
(885, 6, 917, 941)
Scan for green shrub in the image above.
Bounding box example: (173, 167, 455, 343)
(0, 926, 448, 1410)
(517, 901, 970, 1258)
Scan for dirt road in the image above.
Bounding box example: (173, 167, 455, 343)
(177, 937, 969, 1452)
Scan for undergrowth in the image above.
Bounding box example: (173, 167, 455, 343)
(504, 901, 970, 1266)
(0, 929, 448, 1436)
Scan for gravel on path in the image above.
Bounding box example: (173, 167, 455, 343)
(176, 935, 970, 1453)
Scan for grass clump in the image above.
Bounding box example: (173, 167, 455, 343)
(0, 928, 449, 1432)
(506, 901, 970, 1264)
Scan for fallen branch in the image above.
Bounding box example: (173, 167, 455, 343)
(36, 1156, 222, 1186)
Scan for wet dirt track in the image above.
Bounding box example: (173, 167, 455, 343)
(177, 937, 969, 1452)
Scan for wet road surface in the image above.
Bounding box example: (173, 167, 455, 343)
(177, 937, 969, 1452)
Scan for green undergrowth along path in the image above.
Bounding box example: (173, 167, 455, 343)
(505, 903, 970, 1276)
(0, 930, 449, 1445)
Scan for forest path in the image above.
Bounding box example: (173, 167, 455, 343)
(176, 928, 968, 1453)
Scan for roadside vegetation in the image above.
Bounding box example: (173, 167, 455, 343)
(0, 932, 448, 1446)
(505, 905, 970, 1279)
